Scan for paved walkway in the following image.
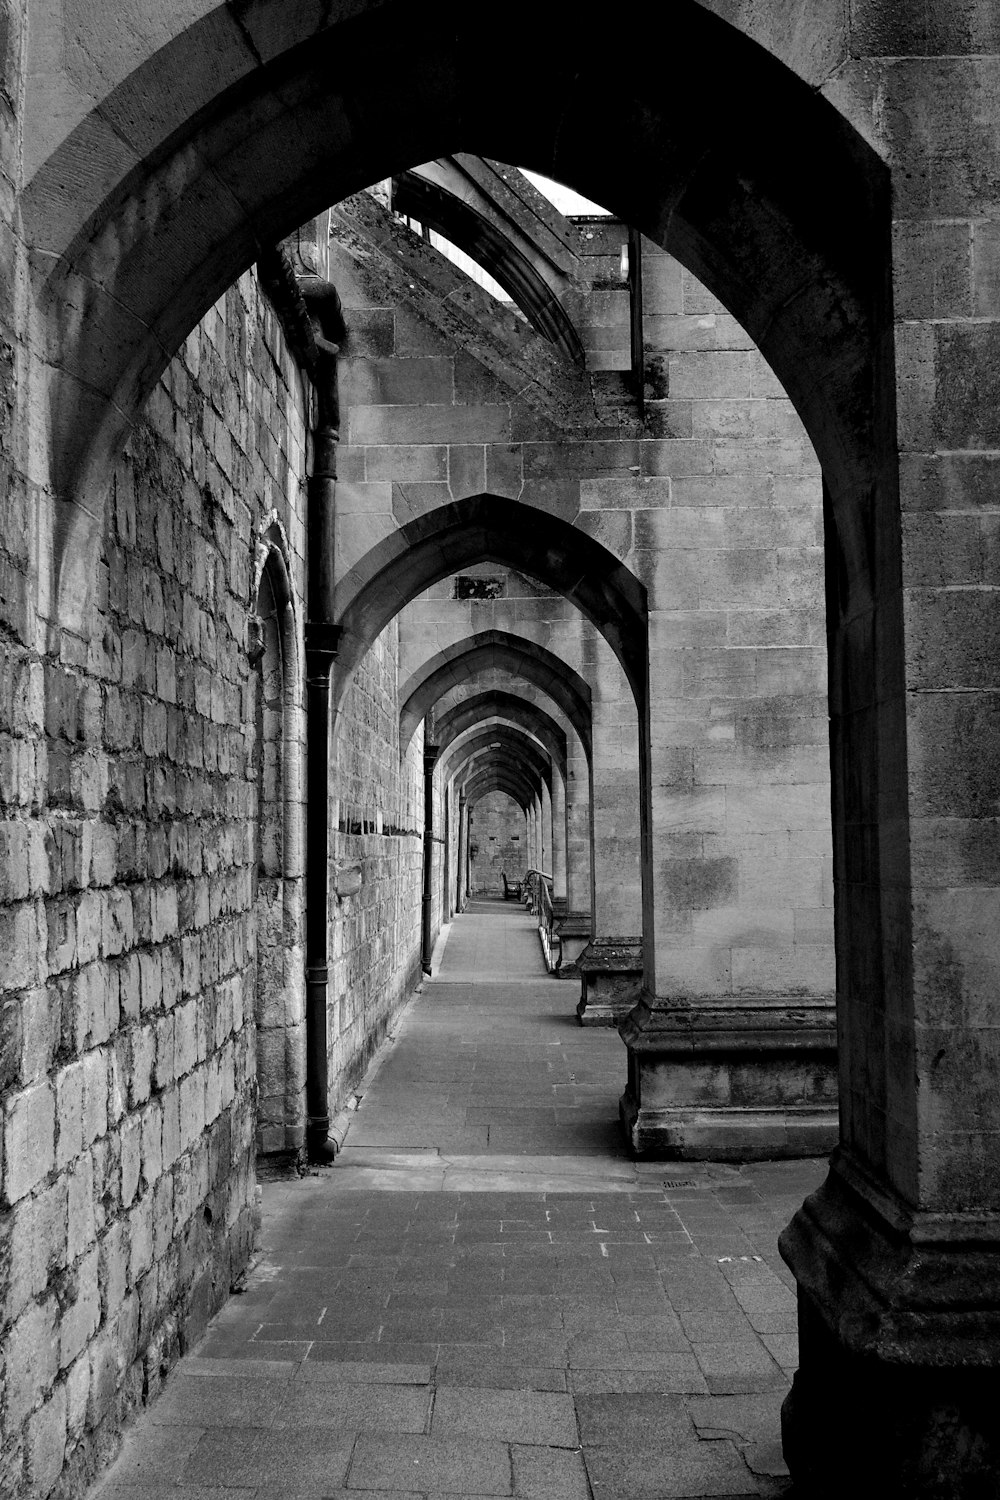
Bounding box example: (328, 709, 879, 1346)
(91, 900, 825, 1499)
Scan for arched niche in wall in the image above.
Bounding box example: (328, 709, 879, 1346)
(249, 528, 306, 1163)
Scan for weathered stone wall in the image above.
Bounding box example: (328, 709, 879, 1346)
(329, 619, 424, 1105)
(469, 792, 525, 895)
(0, 0, 28, 642)
(0, 269, 313, 1496)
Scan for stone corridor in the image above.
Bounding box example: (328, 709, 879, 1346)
(89, 903, 824, 1500)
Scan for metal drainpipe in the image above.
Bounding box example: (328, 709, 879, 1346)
(304, 416, 340, 1164)
(420, 744, 439, 974)
(301, 295, 345, 1167)
(256, 245, 344, 1165)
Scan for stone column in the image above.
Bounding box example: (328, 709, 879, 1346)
(577, 670, 644, 1023)
(557, 730, 594, 975)
(779, 36, 1000, 1493)
(551, 767, 567, 903)
(540, 780, 552, 875)
(564, 731, 592, 914)
(590, 681, 642, 938)
(616, 279, 837, 1153)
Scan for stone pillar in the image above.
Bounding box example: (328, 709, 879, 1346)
(779, 36, 1000, 1494)
(540, 780, 552, 875)
(579, 679, 643, 1022)
(618, 337, 837, 1155)
(551, 767, 567, 903)
(559, 731, 593, 975)
(565, 732, 592, 914)
(590, 682, 642, 939)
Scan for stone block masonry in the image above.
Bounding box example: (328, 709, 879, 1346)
(329, 619, 428, 1107)
(0, 271, 310, 1496)
(469, 791, 525, 896)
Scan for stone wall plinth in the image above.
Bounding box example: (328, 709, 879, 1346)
(576, 937, 643, 1026)
(555, 910, 592, 977)
(619, 993, 837, 1159)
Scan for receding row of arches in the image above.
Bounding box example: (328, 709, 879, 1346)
(8, 1, 997, 1492)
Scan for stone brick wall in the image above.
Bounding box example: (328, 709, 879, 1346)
(0, 272, 310, 1496)
(0, 0, 28, 638)
(469, 793, 526, 895)
(329, 619, 425, 1104)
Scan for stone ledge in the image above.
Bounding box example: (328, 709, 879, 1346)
(619, 992, 837, 1053)
(619, 1097, 839, 1162)
(553, 910, 592, 978)
(618, 991, 838, 1160)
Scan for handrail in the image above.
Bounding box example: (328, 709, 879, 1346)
(523, 869, 561, 972)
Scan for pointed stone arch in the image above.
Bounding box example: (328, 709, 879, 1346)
(334, 495, 648, 711)
(28, 0, 890, 657)
(434, 691, 568, 779)
(398, 629, 593, 761)
(442, 726, 553, 792)
(249, 528, 306, 1162)
(463, 766, 538, 811)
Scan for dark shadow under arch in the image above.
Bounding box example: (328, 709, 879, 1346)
(463, 767, 537, 812)
(435, 691, 568, 776)
(442, 727, 553, 793)
(398, 630, 593, 761)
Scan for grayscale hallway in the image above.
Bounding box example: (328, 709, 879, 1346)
(90, 903, 825, 1500)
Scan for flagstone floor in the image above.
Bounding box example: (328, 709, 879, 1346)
(89, 899, 825, 1499)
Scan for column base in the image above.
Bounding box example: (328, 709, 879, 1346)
(618, 991, 838, 1159)
(780, 1149, 1000, 1496)
(553, 910, 592, 977)
(576, 937, 642, 1025)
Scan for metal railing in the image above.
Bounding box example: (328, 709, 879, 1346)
(524, 869, 560, 973)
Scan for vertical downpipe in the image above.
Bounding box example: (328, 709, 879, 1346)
(305, 380, 340, 1163)
(420, 744, 439, 973)
(255, 246, 344, 1165)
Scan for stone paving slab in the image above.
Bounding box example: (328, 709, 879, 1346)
(88, 903, 827, 1500)
(347, 1433, 513, 1494)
